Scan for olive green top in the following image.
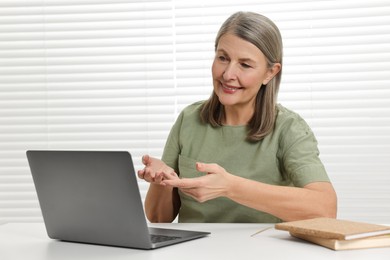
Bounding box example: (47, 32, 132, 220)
(162, 101, 330, 223)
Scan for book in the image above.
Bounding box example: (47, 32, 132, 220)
(290, 232, 390, 250)
(275, 217, 390, 240)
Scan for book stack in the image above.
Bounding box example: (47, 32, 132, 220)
(275, 217, 390, 250)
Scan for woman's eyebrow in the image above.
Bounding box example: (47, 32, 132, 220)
(238, 58, 256, 63)
(215, 48, 228, 54)
(216, 49, 255, 61)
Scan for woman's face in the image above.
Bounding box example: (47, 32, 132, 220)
(212, 33, 279, 112)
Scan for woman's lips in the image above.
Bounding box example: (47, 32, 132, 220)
(221, 83, 242, 94)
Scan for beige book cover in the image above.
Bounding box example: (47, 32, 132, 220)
(275, 217, 390, 240)
(290, 232, 390, 250)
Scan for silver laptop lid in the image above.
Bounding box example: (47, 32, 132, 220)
(27, 150, 153, 248)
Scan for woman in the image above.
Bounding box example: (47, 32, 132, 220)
(138, 11, 337, 223)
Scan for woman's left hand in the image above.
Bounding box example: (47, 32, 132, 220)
(161, 162, 232, 202)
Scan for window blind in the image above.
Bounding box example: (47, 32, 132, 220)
(1, 0, 389, 223)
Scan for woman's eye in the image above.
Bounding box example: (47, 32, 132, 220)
(218, 56, 227, 62)
(241, 63, 251, 68)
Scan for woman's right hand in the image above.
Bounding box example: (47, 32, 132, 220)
(137, 155, 178, 184)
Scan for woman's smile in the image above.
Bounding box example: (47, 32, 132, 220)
(220, 82, 243, 94)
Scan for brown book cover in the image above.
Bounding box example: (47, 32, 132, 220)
(275, 217, 390, 240)
(290, 232, 390, 250)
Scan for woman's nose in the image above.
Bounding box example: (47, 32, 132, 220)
(222, 63, 238, 81)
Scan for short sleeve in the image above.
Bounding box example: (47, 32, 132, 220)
(279, 113, 330, 187)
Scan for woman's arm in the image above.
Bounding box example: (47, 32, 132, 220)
(144, 184, 180, 223)
(137, 155, 181, 223)
(226, 174, 337, 221)
(162, 162, 337, 222)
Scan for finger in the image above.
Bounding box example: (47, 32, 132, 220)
(142, 154, 150, 165)
(196, 162, 220, 174)
(142, 167, 157, 183)
(179, 188, 194, 197)
(154, 172, 164, 183)
(179, 188, 208, 203)
(161, 171, 179, 180)
(161, 179, 180, 187)
(137, 169, 145, 179)
(163, 177, 198, 188)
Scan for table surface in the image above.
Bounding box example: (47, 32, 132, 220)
(1, 222, 389, 260)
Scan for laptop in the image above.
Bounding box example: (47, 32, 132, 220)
(26, 150, 210, 249)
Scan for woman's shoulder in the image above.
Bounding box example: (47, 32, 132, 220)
(276, 104, 300, 119)
(275, 104, 312, 134)
(180, 101, 205, 117)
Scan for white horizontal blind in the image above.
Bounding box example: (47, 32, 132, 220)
(0, 0, 177, 223)
(1, 0, 389, 223)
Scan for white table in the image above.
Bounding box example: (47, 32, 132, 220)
(1, 223, 389, 260)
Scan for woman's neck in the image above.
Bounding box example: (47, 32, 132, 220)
(223, 105, 254, 126)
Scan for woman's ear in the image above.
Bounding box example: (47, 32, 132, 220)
(262, 63, 281, 85)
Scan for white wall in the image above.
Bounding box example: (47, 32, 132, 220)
(1, 0, 389, 223)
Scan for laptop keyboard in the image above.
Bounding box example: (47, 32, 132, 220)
(150, 234, 182, 244)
